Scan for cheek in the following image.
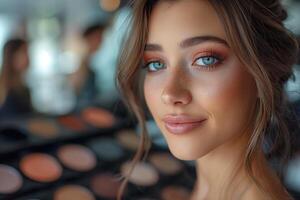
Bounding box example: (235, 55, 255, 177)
(196, 62, 257, 138)
(144, 76, 162, 116)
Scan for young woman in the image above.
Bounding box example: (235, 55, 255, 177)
(117, 0, 299, 199)
(0, 38, 32, 117)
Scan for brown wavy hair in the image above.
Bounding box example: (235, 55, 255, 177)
(116, 0, 299, 199)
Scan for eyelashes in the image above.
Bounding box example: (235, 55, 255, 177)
(142, 52, 225, 72)
(192, 52, 224, 71)
(142, 59, 166, 72)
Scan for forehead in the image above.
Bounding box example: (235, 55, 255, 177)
(147, 0, 227, 44)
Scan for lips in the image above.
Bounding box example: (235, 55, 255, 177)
(162, 115, 207, 135)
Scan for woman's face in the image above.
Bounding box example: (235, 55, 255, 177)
(143, 0, 258, 160)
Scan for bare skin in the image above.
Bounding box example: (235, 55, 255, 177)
(143, 0, 269, 199)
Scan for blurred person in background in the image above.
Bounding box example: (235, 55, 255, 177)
(70, 23, 106, 108)
(0, 38, 33, 118)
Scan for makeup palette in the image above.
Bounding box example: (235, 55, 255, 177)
(27, 119, 59, 139)
(0, 107, 126, 156)
(81, 107, 116, 128)
(57, 144, 97, 172)
(90, 173, 122, 199)
(0, 107, 196, 200)
(58, 115, 87, 132)
(0, 164, 23, 194)
(121, 161, 160, 187)
(54, 185, 96, 200)
(20, 153, 62, 183)
(116, 129, 140, 151)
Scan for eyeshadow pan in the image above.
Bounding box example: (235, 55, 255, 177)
(81, 107, 115, 128)
(27, 119, 59, 138)
(121, 161, 159, 187)
(0, 164, 23, 194)
(54, 185, 95, 200)
(57, 144, 96, 172)
(161, 186, 190, 200)
(20, 153, 62, 182)
(116, 130, 140, 151)
(58, 115, 86, 132)
(149, 153, 183, 175)
(90, 173, 121, 199)
(89, 138, 124, 161)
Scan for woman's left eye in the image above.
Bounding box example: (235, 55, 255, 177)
(193, 56, 219, 67)
(144, 61, 166, 72)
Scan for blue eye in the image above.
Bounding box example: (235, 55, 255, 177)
(194, 56, 219, 67)
(145, 61, 165, 72)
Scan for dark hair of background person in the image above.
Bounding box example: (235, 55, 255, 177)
(82, 22, 107, 38)
(0, 38, 32, 116)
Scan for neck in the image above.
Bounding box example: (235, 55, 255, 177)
(190, 132, 253, 200)
(190, 132, 291, 200)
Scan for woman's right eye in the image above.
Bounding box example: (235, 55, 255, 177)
(144, 61, 166, 72)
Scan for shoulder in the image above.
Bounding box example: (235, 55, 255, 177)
(241, 183, 293, 200)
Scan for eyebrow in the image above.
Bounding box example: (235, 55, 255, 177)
(144, 35, 229, 51)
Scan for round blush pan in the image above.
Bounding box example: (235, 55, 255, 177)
(89, 138, 124, 162)
(54, 185, 95, 200)
(58, 115, 86, 132)
(57, 144, 96, 172)
(27, 119, 59, 138)
(149, 153, 183, 175)
(90, 173, 121, 199)
(161, 185, 190, 200)
(0, 164, 23, 194)
(116, 130, 140, 151)
(121, 161, 159, 187)
(81, 107, 115, 128)
(20, 153, 62, 183)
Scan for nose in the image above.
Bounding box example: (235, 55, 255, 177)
(161, 70, 192, 106)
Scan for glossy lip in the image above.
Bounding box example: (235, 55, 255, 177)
(162, 114, 207, 135)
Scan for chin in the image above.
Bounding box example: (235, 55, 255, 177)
(166, 141, 212, 161)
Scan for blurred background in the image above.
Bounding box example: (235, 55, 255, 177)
(0, 0, 299, 199)
(0, 0, 132, 115)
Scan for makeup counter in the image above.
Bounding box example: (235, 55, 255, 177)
(0, 105, 196, 200)
(0, 81, 299, 200)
